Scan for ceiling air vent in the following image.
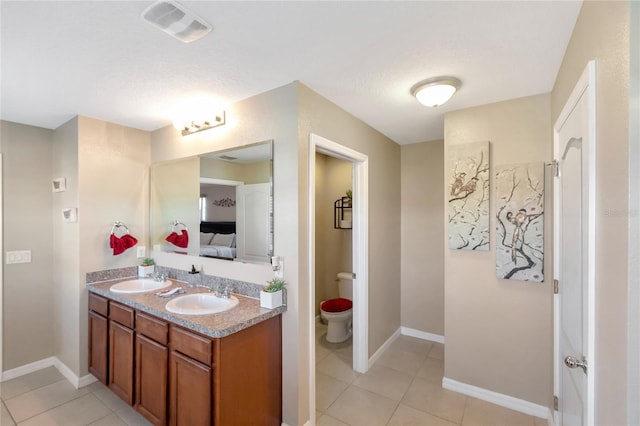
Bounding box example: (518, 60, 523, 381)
(142, 1, 212, 43)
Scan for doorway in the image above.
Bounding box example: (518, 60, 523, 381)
(553, 61, 596, 426)
(308, 133, 369, 419)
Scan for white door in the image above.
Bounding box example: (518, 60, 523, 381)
(554, 61, 595, 426)
(236, 183, 270, 263)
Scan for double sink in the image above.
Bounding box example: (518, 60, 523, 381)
(110, 278, 239, 315)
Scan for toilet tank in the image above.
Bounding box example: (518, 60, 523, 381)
(337, 272, 354, 300)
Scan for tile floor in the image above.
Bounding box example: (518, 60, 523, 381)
(1, 326, 548, 426)
(315, 322, 548, 426)
(1, 367, 151, 426)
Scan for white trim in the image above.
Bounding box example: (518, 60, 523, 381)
(553, 60, 596, 426)
(308, 133, 369, 425)
(53, 359, 97, 389)
(0, 153, 3, 381)
(442, 377, 549, 420)
(1, 357, 97, 389)
(368, 328, 401, 368)
(400, 326, 445, 344)
(199, 177, 244, 186)
(1, 357, 57, 382)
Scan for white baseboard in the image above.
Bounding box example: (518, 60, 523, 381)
(368, 328, 401, 368)
(1, 357, 96, 389)
(442, 377, 549, 420)
(400, 326, 445, 344)
(1, 357, 57, 381)
(53, 358, 97, 388)
(547, 408, 555, 426)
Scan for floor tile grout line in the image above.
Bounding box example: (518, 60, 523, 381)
(8, 390, 99, 424)
(2, 399, 18, 425)
(2, 377, 69, 403)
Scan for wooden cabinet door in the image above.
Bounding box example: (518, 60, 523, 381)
(109, 321, 134, 405)
(169, 350, 212, 426)
(88, 311, 108, 385)
(136, 334, 168, 426)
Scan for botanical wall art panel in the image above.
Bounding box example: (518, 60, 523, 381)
(447, 141, 490, 250)
(495, 162, 544, 282)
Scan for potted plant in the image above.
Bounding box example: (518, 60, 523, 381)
(260, 278, 286, 309)
(138, 258, 155, 277)
(344, 189, 352, 207)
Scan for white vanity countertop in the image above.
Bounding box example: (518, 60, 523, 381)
(87, 278, 286, 338)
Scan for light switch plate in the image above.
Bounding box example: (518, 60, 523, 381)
(137, 246, 146, 258)
(6, 250, 31, 264)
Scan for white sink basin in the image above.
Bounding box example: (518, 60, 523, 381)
(165, 293, 239, 315)
(110, 278, 172, 294)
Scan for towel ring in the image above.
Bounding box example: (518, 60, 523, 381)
(170, 220, 188, 232)
(110, 221, 130, 235)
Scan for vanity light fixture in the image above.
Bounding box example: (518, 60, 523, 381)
(174, 111, 226, 136)
(411, 76, 461, 107)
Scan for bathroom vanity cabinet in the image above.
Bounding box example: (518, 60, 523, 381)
(87, 292, 282, 426)
(88, 294, 108, 384)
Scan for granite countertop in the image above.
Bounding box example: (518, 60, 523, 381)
(87, 278, 286, 338)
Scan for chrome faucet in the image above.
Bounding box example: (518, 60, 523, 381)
(217, 285, 233, 298)
(151, 271, 168, 282)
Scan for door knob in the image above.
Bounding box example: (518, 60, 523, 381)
(564, 355, 587, 374)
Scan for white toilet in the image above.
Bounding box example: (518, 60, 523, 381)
(320, 272, 354, 343)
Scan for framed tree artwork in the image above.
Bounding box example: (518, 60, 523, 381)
(495, 162, 544, 281)
(447, 141, 490, 250)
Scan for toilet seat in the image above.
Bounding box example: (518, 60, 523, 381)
(321, 298, 352, 313)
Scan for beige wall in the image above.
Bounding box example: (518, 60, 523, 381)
(200, 157, 270, 184)
(50, 116, 150, 376)
(150, 83, 301, 424)
(77, 116, 150, 375)
(150, 82, 401, 424)
(400, 140, 444, 336)
(151, 157, 200, 253)
(629, 3, 640, 423)
(444, 94, 553, 407)
(1, 120, 55, 370)
(52, 117, 80, 373)
(315, 153, 353, 317)
(551, 1, 630, 423)
(298, 83, 402, 364)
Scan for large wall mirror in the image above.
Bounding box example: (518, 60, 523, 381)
(150, 140, 273, 263)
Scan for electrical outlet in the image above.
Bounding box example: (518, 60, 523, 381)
(137, 246, 146, 258)
(274, 259, 284, 279)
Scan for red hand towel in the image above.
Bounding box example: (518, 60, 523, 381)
(121, 233, 138, 249)
(165, 229, 189, 248)
(110, 233, 138, 255)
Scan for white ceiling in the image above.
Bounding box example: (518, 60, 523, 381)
(0, 1, 581, 145)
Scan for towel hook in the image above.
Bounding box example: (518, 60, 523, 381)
(171, 220, 188, 232)
(110, 221, 130, 235)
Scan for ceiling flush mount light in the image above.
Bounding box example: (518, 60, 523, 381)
(174, 111, 226, 136)
(142, 1, 212, 43)
(411, 77, 461, 107)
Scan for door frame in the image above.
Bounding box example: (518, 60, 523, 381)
(0, 154, 3, 380)
(308, 133, 369, 418)
(553, 60, 596, 426)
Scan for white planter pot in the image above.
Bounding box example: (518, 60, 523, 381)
(138, 265, 155, 277)
(260, 290, 283, 309)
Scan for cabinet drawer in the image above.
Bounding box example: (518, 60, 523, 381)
(110, 302, 134, 328)
(170, 326, 212, 366)
(89, 293, 108, 317)
(136, 312, 168, 345)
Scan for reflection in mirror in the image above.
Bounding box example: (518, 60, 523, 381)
(151, 140, 273, 263)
